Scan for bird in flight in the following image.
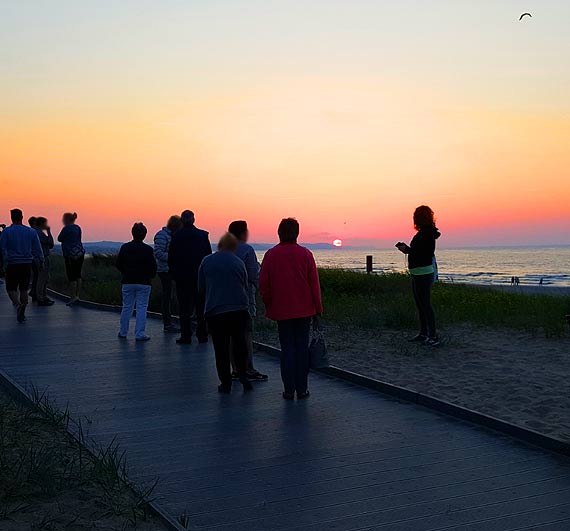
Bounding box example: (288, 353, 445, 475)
(519, 12, 532, 20)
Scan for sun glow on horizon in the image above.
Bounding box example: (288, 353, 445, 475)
(1, 1, 569, 246)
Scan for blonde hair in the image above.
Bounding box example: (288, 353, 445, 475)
(218, 232, 238, 252)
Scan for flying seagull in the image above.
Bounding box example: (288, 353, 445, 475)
(519, 12, 532, 20)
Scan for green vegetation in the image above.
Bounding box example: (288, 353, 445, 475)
(0, 386, 162, 530)
(315, 269, 570, 337)
(49, 255, 570, 337)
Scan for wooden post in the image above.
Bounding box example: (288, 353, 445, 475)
(366, 255, 373, 274)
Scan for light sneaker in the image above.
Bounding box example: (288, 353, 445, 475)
(424, 337, 441, 348)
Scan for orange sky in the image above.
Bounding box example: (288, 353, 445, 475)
(1, 1, 569, 246)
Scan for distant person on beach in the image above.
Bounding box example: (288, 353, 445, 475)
(0, 209, 44, 323)
(34, 217, 55, 306)
(396, 205, 441, 347)
(168, 210, 212, 344)
(116, 222, 157, 341)
(228, 220, 268, 382)
(28, 216, 39, 301)
(154, 215, 182, 333)
(198, 233, 253, 393)
(57, 212, 85, 306)
(260, 218, 323, 400)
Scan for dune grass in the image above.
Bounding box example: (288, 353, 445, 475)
(0, 387, 162, 530)
(48, 255, 570, 337)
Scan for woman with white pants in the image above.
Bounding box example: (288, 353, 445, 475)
(116, 223, 157, 341)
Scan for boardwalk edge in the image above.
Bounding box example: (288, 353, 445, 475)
(46, 290, 570, 458)
(0, 368, 188, 531)
(254, 341, 570, 458)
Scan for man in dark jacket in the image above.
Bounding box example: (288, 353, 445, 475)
(168, 210, 212, 344)
(116, 222, 157, 341)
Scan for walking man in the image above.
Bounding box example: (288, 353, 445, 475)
(0, 209, 44, 322)
(168, 210, 212, 344)
(154, 215, 181, 332)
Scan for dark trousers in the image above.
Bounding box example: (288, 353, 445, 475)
(411, 273, 436, 338)
(30, 262, 38, 299)
(230, 314, 255, 372)
(175, 276, 206, 341)
(277, 317, 311, 394)
(208, 310, 249, 388)
(158, 272, 173, 326)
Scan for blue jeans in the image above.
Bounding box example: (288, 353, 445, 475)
(120, 284, 151, 339)
(277, 317, 311, 394)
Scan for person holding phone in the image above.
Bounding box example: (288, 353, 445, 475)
(396, 205, 441, 347)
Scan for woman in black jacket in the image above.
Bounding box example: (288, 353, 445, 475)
(396, 206, 441, 347)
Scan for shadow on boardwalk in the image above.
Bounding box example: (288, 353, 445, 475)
(1, 298, 570, 530)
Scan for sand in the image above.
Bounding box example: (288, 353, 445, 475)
(255, 324, 570, 443)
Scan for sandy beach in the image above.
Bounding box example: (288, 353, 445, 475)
(255, 323, 570, 443)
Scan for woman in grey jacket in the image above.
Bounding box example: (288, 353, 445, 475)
(153, 215, 181, 332)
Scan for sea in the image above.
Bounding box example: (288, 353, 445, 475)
(79, 241, 570, 287)
(255, 247, 570, 287)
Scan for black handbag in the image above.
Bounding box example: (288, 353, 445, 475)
(309, 316, 329, 369)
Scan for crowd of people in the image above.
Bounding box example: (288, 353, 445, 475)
(0, 205, 441, 398)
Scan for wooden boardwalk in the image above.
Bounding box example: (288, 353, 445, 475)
(1, 296, 570, 530)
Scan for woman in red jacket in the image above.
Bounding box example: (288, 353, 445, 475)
(259, 218, 323, 400)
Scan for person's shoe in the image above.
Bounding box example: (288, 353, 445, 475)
(408, 334, 427, 343)
(282, 392, 295, 400)
(37, 299, 55, 306)
(218, 384, 232, 394)
(66, 298, 79, 307)
(136, 335, 151, 342)
(163, 324, 180, 333)
(424, 336, 441, 348)
(117, 333, 127, 340)
(297, 390, 311, 400)
(176, 337, 192, 345)
(231, 371, 240, 381)
(247, 370, 268, 382)
(197, 336, 209, 344)
(16, 305, 26, 323)
(238, 376, 253, 392)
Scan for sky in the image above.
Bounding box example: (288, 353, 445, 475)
(1, 0, 569, 247)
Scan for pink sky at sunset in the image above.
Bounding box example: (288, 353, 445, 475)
(1, 1, 569, 247)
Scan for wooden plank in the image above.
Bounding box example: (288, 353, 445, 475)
(1, 297, 570, 530)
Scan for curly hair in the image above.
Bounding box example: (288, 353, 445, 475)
(413, 205, 435, 230)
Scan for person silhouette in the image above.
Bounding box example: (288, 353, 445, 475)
(0, 209, 44, 322)
(198, 233, 253, 393)
(57, 212, 85, 305)
(396, 205, 441, 347)
(259, 218, 323, 400)
(154, 215, 182, 333)
(116, 222, 157, 341)
(168, 210, 212, 344)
